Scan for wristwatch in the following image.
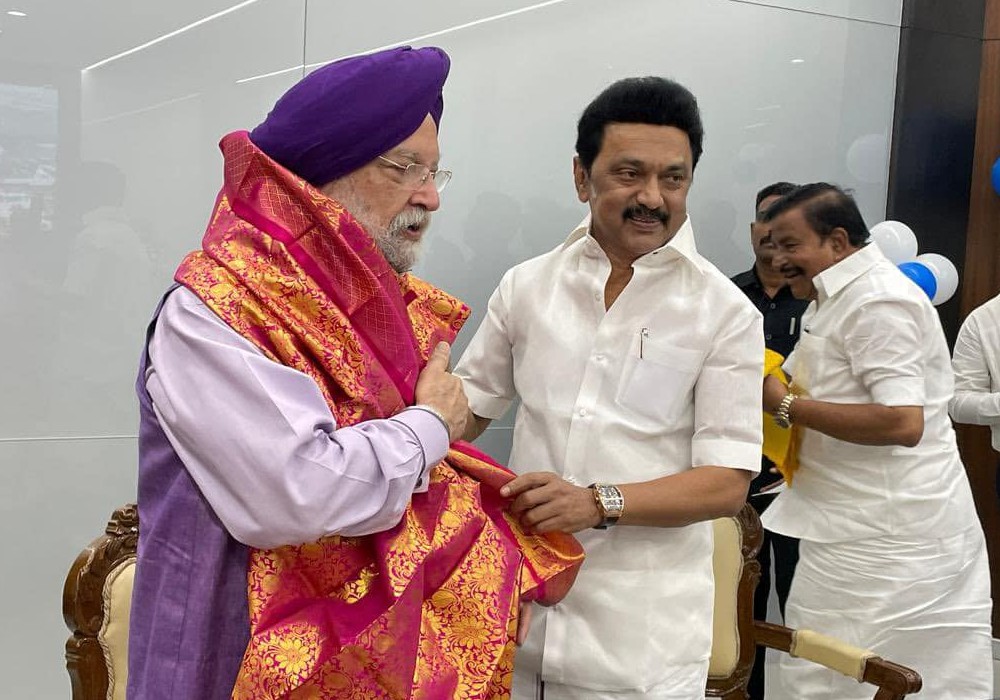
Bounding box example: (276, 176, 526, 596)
(590, 483, 625, 529)
(773, 391, 798, 429)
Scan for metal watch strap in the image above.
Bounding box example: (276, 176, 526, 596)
(774, 392, 797, 429)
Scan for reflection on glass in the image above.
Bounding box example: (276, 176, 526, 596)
(0, 82, 60, 437)
(0, 83, 57, 242)
(55, 161, 156, 434)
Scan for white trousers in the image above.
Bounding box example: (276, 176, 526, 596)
(767, 526, 994, 700)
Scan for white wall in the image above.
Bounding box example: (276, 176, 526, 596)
(0, 0, 901, 694)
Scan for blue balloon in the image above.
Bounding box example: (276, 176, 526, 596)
(993, 156, 1000, 195)
(898, 261, 938, 300)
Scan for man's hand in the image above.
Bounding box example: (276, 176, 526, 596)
(414, 342, 469, 443)
(762, 375, 788, 414)
(501, 472, 602, 533)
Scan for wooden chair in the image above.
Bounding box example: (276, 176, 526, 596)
(63, 502, 923, 700)
(63, 504, 138, 700)
(706, 503, 923, 700)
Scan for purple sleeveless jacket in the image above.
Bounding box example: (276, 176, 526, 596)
(127, 288, 250, 699)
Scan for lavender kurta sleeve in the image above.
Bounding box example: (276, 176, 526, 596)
(145, 287, 449, 550)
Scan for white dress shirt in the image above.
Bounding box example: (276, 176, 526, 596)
(145, 287, 449, 550)
(950, 292, 1000, 452)
(763, 244, 979, 543)
(454, 216, 763, 692)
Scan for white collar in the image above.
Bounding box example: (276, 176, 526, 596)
(562, 214, 707, 274)
(813, 243, 883, 303)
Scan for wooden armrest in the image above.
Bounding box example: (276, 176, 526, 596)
(753, 621, 922, 700)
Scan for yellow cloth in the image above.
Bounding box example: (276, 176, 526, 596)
(763, 349, 800, 484)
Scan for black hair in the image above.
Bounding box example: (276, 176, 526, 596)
(761, 182, 870, 247)
(755, 181, 797, 213)
(575, 77, 704, 172)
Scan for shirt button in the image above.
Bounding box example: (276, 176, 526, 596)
(594, 354, 605, 362)
(769, 303, 776, 309)
(594, 291, 602, 301)
(765, 334, 772, 340)
(578, 408, 587, 417)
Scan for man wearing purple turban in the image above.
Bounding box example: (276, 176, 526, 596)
(126, 46, 582, 699)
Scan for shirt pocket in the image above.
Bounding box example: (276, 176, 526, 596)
(616, 335, 704, 424)
(790, 332, 827, 395)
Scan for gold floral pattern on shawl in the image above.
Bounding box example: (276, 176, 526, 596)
(177, 132, 582, 700)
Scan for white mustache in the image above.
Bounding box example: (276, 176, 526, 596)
(388, 207, 430, 234)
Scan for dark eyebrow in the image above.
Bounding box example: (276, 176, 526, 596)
(610, 158, 645, 169)
(658, 160, 690, 177)
(609, 157, 688, 175)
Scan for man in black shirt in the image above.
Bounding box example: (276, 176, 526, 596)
(731, 182, 808, 700)
(732, 183, 809, 359)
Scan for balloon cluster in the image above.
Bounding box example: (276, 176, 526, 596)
(869, 221, 958, 306)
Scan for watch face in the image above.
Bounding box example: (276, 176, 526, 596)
(596, 484, 624, 517)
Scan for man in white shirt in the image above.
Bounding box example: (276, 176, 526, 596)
(760, 183, 993, 700)
(454, 77, 764, 699)
(950, 291, 1000, 500)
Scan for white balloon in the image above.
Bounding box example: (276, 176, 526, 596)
(869, 221, 918, 264)
(846, 134, 888, 184)
(915, 253, 959, 306)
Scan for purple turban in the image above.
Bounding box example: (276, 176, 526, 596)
(249, 46, 450, 187)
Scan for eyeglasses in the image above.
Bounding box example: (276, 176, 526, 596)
(378, 155, 452, 193)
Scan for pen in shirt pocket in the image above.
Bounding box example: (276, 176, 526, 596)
(640, 327, 649, 358)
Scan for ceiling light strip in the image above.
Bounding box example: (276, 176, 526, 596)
(235, 64, 302, 85)
(236, 0, 572, 85)
(83, 0, 262, 72)
(82, 92, 202, 126)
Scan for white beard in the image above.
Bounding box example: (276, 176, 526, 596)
(331, 187, 429, 273)
(372, 207, 429, 274)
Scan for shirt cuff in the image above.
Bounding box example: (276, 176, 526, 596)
(461, 381, 513, 420)
(869, 377, 924, 406)
(391, 407, 451, 491)
(691, 438, 762, 474)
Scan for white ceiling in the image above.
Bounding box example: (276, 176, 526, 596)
(0, 0, 248, 72)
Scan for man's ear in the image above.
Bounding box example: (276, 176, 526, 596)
(572, 156, 590, 204)
(829, 227, 851, 257)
